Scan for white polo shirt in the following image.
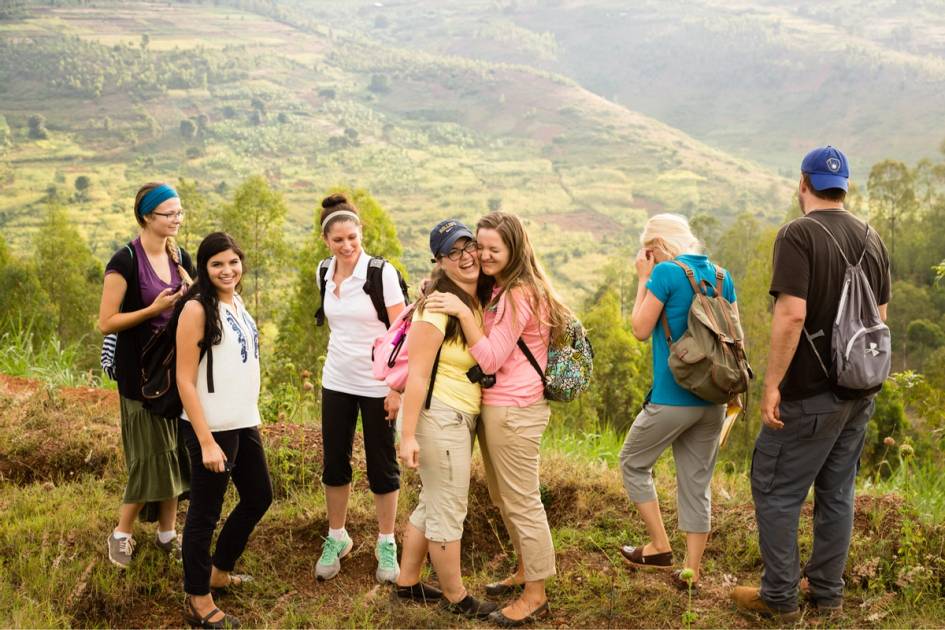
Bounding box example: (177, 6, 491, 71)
(321, 250, 406, 398)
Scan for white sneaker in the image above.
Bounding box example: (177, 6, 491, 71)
(375, 539, 400, 583)
(316, 533, 353, 580)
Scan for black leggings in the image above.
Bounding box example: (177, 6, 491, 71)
(180, 421, 273, 596)
(321, 387, 400, 494)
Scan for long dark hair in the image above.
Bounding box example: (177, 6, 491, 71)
(179, 232, 245, 352)
(416, 266, 493, 346)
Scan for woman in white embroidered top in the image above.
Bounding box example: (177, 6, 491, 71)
(315, 194, 407, 584)
(176, 232, 272, 630)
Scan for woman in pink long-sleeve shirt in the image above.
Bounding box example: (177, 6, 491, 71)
(424, 211, 572, 627)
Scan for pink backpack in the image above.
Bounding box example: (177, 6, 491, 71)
(372, 303, 417, 391)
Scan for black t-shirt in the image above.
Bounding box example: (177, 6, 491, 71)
(769, 209, 891, 401)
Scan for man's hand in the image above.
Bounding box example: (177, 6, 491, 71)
(760, 385, 784, 430)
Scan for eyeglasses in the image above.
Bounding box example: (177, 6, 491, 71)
(442, 240, 478, 261)
(153, 210, 185, 220)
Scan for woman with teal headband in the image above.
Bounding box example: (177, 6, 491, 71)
(98, 182, 196, 570)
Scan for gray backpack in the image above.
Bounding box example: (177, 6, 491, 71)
(803, 217, 891, 391)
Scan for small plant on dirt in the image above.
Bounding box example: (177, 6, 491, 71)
(679, 567, 697, 629)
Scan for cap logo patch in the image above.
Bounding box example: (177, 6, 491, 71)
(826, 157, 841, 173)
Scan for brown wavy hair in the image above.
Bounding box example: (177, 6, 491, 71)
(477, 211, 572, 347)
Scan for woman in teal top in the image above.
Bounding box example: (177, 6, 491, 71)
(618, 213, 737, 591)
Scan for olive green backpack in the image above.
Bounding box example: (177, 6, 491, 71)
(659, 261, 753, 404)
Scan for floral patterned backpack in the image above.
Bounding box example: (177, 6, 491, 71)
(517, 318, 594, 402)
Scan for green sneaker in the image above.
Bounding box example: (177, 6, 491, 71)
(316, 533, 353, 580)
(375, 540, 400, 583)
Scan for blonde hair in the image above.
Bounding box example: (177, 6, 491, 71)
(640, 213, 702, 259)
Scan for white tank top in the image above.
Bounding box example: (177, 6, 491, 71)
(181, 295, 261, 432)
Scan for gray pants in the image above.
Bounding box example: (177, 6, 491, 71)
(751, 391, 874, 611)
(619, 403, 725, 533)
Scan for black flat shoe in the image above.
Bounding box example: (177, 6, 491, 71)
(440, 594, 498, 619)
(488, 601, 551, 628)
(395, 581, 443, 603)
(183, 596, 241, 629)
(485, 580, 525, 597)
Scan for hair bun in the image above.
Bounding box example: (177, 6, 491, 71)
(322, 193, 350, 210)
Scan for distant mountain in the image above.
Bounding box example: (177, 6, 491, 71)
(309, 0, 945, 178)
(0, 1, 793, 298)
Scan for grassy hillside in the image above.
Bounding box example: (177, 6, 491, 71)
(306, 0, 945, 176)
(2, 373, 944, 628)
(0, 1, 793, 300)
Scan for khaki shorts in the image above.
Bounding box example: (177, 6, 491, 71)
(408, 397, 477, 543)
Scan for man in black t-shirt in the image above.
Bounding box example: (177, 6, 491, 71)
(732, 146, 891, 620)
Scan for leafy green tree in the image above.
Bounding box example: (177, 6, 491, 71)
(273, 187, 405, 385)
(27, 114, 48, 140)
(0, 233, 57, 342)
(179, 118, 197, 139)
(888, 280, 938, 370)
(868, 159, 914, 272)
(31, 206, 103, 361)
(74, 175, 91, 197)
(0, 114, 11, 145)
(140, 33, 150, 50)
(175, 178, 213, 252)
(220, 175, 288, 328)
(713, 212, 762, 281)
(556, 289, 647, 433)
(369, 74, 391, 93)
(689, 212, 721, 252)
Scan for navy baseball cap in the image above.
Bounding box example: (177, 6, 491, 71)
(801, 145, 850, 192)
(429, 219, 474, 257)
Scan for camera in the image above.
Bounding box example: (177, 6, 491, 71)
(466, 365, 496, 389)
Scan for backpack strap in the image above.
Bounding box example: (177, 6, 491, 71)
(205, 345, 215, 393)
(424, 347, 442, 410)
(803, 328, 831, 379)
(659, 312, 673, 344)
(364, 257, 391, 329)
(714, 266, 725, 298)
(670, 260, 706, 295)
(804, 216, 852, 266)
(516, 338, 547, 386)
(314, 258, 332, 327)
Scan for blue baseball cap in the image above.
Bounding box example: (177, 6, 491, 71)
(801, 145, 850, 192)
(429, 219, 474, 258)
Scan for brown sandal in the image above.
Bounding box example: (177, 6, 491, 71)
(620, 544, 673, 570)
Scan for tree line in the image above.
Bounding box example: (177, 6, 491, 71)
(2, 148, 945, 475)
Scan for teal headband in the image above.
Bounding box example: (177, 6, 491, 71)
(139, 184, 179, 216)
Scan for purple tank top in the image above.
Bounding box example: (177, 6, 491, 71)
(133, 238, 182, 331)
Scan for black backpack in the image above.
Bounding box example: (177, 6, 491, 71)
(314, 256, 409, 328)
(141, 299, 214, 419)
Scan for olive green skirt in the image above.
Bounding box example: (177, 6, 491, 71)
(120, 396, 190, 512)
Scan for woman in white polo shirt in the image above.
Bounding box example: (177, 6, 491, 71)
(315, 193, 407, 583)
